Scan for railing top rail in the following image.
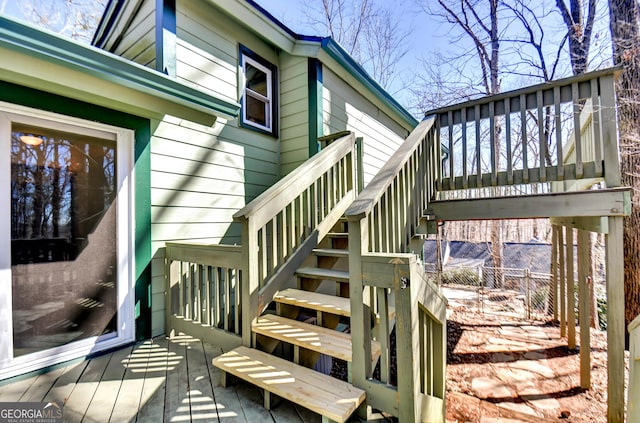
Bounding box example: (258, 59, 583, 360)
(233, 132, 355, 222)
(345, 117, 436, 219)
(425, 67, 620, 118)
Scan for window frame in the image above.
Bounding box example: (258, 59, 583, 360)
(240, 45, 278, 137)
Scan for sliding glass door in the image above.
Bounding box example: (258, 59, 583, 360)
(0, 103, 135, 379)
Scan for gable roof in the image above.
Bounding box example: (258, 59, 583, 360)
(92, 0, 418, 128)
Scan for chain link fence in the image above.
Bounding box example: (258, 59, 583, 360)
(426, 263, 554, 320)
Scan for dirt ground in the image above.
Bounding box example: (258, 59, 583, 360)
(445, 304, 627, 423)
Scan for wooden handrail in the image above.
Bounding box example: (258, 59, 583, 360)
(234, 133, 356, 227)
(345, 117, 436, 219)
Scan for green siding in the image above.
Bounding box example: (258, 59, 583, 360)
(322, 68, 409, 187)
(0, 81, 152, 340)
(113, 0, 157, 68)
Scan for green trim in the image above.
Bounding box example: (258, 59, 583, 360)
(0, 14, 239, 120)
(320, 38, 418, 128)
(156, 0, 177, 76)
(0, 81, 153, 340)
(308, 58, 323, 156)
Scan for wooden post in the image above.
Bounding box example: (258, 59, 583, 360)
(566, 227, 576, 350)
(240, 218, 259, 347)
(348, 216, 371, 417)
(577, 229, 591, 389)
(552, 226, 559, 321)
(606, 216, 624, 423)
(559, 226, 567, 338)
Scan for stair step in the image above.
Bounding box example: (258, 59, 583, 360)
(296, 267, 349, 283)
(252, 314, 380, 362)
(312, 248, 348, 258)
(212, 346, 365, 423)
(275, 288, 351, 317)
(326, 232, 348, 238)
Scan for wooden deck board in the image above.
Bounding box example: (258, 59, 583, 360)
(83, 344, 132, 422)
(135, 338, 170, 422)
(164, 334, 191, 422)
(42, 361, 88, 407)
(62, 351, 112, 422)
(110, 343, 149, 422)
(19, 366, 67, 402)
(0, 335, 327, 423)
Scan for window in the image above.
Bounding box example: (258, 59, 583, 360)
(240, 46, 277, 135)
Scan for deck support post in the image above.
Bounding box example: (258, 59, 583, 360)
(577, 229, 591, 389)
(566, 227, 576, 350)
(551, 226, 559, 321)
(558, 226, 567, 338)
(606, 216, 624, 423)
(348, 217, 371, 419)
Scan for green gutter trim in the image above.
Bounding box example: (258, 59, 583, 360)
(320, 38, 418, 128)
(0, 15, 239, 120)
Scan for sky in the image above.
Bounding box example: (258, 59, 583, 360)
(253, 0, 443, 109)
(0, 0, 614, 115)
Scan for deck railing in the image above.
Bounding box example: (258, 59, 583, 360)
(345, 117, 448, 422)
(234, 133, 358, 345)
(165, 243, 243, 350)
(428, 68, 621, 199)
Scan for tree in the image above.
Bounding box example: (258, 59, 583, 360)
(1, 0, 106, 43)
(608, 0, 640, 333)
(304, 0, 410, 90)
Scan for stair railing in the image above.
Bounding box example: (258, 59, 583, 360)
(234, 132, 358, 345)
(345, 117, 448, 422)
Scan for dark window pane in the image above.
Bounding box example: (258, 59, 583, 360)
(246, 94, 267, 127)
(245, 63, 268, 96)
(10, 124, 118, 357)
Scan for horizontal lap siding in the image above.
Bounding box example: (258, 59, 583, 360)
(150, 116, 278, 249)
(113, 0, 156, 68)
(280, 55, 309, 176)
(322, 69, 408, 187)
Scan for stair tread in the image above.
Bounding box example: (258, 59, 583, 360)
(253, 314, 380, 362)
(296, 266, 350, 282)
(212, 346, 365, 423)
(275, 288, 351, 317)
(312, 248, 349, 257)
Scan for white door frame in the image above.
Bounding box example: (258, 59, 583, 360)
(0, 102, 136, 380)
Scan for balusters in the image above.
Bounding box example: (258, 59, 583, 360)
(572, 82, 584, 179)
(474, 104, 482, 188)
(591, 78, 603, 175)
(520, 93, 529, 183)
(505, 99, 513, 185)
(554, 85, 564, 180)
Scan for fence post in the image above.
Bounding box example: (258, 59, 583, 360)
(525, 268, 531, 320)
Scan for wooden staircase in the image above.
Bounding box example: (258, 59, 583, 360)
(212, 221, 379, 423)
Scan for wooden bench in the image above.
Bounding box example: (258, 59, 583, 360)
(212, 346, 365, 423)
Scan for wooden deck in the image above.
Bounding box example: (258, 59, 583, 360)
(0, 334, 328, 423)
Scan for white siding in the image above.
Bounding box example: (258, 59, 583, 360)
(322, 68, 410, 186)
(280, 54, 309, 176)
(112, 0, 156, 68)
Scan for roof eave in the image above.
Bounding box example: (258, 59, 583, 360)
(1, 15, 239, 124)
